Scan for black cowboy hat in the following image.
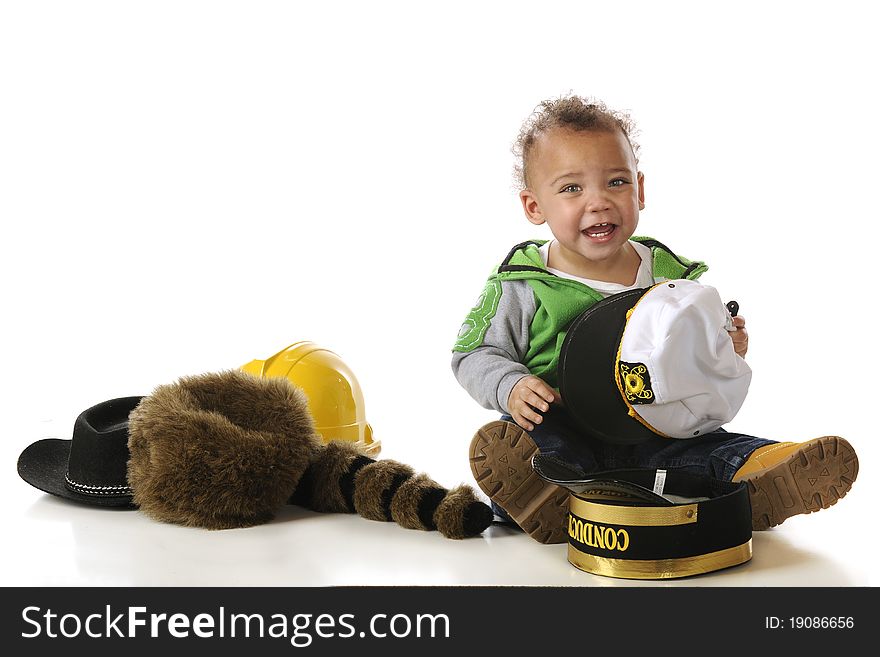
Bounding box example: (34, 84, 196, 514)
(17, 396, 143, 507)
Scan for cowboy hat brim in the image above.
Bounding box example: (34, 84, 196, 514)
(17, 439, 134, 508)
(558, 287, 658, 445)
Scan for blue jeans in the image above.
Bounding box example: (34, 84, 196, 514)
(492, 406, 774, 521)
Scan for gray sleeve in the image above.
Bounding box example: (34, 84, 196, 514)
(451, 280, 536, 414)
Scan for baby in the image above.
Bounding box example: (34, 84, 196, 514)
(452, 95, 858, 544)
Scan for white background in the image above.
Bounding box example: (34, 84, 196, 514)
(1, 0, 876, 586)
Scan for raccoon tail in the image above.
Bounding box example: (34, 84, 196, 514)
(290, 441, 493, 539)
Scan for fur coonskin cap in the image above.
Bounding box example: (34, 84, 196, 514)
(128, 368, 494, 538)
(127, 370, 320, 529)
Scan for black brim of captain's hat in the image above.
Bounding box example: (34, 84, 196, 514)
(558, 286, 658, 445)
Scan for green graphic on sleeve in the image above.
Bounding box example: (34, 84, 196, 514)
(453, 279, 502, 352)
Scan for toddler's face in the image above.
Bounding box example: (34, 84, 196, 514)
(520, 127, 644, 269)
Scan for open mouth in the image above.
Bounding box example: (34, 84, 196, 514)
(582, 222, 617, 240)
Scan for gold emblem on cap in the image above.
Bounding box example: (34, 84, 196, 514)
(619, 362, 654, 404)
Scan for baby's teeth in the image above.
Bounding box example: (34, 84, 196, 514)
(583, 223, 613, 237)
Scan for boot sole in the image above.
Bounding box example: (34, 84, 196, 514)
(739, 436, 858, 530)
(469, 420, 569, 544)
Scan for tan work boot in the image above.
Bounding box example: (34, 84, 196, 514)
(468, 420, 570, 544)
(733, 436, 858, 530)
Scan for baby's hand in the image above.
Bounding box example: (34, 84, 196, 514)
(507, 375, 560, 431)
(728, 315, 749, 359)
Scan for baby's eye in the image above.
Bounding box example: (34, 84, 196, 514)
(560, 184, 581, 193)
(609, 178, 630, 188)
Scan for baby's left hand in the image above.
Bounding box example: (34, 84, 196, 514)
(728, 316, 748, 359)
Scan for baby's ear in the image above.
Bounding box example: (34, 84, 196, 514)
(520, 189, 546, 226)
(637, 171, 645, 210)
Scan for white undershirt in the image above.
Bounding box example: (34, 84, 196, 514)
(538, 240, 657, 298)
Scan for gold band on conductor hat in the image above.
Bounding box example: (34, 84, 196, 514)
(613, 282, 668, 438)
(568, 540, 753, 580)
(570, 495, 699, 526)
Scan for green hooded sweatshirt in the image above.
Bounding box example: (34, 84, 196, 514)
(451, 237, 707, 413)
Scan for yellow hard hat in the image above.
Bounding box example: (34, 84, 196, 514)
(240, 342, 381, 457)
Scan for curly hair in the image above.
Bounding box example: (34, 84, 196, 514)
(513, 94, 640, 189)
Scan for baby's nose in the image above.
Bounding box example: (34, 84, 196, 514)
(584, 189, 611, 212)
